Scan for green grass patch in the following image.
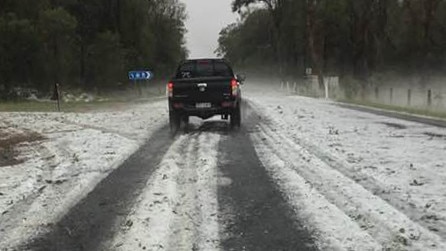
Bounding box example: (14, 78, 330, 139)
(0, 101, 57, 112)
(339, 99, 446, 120)
(0, 97, 163, 113)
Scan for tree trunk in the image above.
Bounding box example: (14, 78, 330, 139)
(53, 36, 60, 85)
(350, 0, 372, 81)
(422, 0, 440, 68)
(306, 0, 324, 88)
(78, 0, 87, 88)
(80, 41, 86, 87)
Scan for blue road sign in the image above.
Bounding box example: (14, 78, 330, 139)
(128, 71, 153, 80)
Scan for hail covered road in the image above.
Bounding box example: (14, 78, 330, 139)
(16, 101, 316, 251)
(2, 84, 446, 251)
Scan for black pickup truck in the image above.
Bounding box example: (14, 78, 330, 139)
(167, 58, 245, 131)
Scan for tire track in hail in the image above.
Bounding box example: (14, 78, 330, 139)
(19, 125, 174, 251)
(217, 105, 317, 251)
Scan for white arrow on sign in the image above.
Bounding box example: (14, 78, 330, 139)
(144, 71, 152, 79)
(129, 71, 153, 80)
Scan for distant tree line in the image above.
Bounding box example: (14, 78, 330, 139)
(218, 0, 446, 83)
(0, 0, 187, 95)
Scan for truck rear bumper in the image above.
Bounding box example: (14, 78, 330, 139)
(169, 101, 237, 120)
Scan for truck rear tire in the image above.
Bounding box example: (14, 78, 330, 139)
(169, 111, 181, 133)
(183, 115, 189, 125)
(230, 104, 241, 128)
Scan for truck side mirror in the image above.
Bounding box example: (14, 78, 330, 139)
(236, 74, 246, 84)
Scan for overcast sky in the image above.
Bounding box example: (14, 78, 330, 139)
(181, 0, 238, 58)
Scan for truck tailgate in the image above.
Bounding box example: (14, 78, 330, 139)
(172, 77, 233, 103)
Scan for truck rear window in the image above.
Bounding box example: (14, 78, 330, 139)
(176, 60, 233, 79)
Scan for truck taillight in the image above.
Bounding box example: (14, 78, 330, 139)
(231, 79, 238, 97)
(167, 82, 174, 98)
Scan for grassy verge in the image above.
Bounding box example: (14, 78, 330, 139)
(338, 99, 446, 120)
(0, 100, 118, 113)
(0, 101, 56, 112)
(0, 96, 164, 113)
(0, 83, 166, 113)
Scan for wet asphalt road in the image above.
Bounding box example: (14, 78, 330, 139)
(21, 104, 316, 251)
